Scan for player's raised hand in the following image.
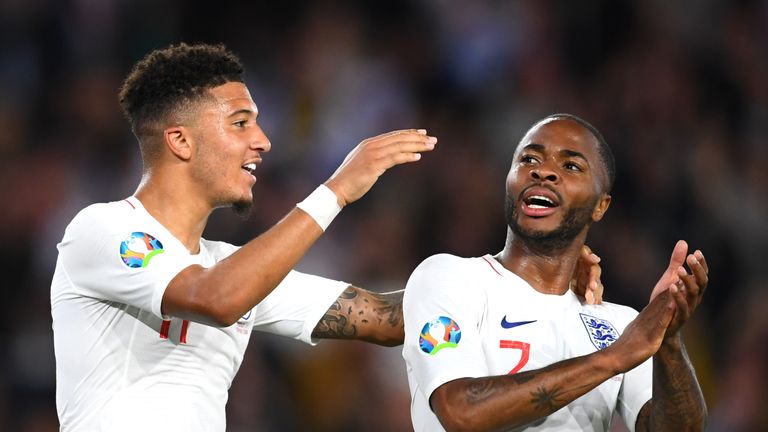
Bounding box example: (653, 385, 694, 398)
(324, 129, 437, 207)
(649, 240, 688, 301)
(663, 249, 708, 340)
(605, 289, 677, 373)
(571, 245, 603, 304)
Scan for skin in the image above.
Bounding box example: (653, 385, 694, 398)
(429, 118, 707, 431)
(141, 81, 437, 327)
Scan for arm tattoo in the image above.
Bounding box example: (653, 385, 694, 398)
(312, 286, 359, 339)
(466, 379, 497, 405)
(312, 286, 404, 345)
(377, 290, 403, 328)
(464, 371, 537, 405)
(651, 341, 707, 430)
(530, 385, 565, 412)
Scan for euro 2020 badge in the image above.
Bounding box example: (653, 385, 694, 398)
(579, 313, 619, 350)
(419, 316, 461, 355)
(120, 232, 165, 268)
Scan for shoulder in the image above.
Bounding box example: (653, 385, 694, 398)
(411, 253, 478, 275)
(64, 200, 136, 237)
(405, 254, 483, 300)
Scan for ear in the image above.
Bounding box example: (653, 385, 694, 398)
(591, 193, 611, 222)
(163, 126, 193, 161)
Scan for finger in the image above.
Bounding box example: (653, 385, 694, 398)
(672, 282, 691, 323)
(680, 274, 700, 309)
(381, 151, 423, 168)
(584, 264, 602, 304)
(667, 240, 688, 271)
(590, 260, 602, 283)
(375, 139, 437, 156)
(693, 250, 709, 274)
(687, 254, 708, 291)
(373, 132, 436, 147)
(580, 245, 601, 264)
(585, 288, 594, 305)
(369, 129, 428, 141)
(594, 282, 604, 304)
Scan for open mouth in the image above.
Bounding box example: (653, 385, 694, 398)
(520, 186, 560, 217)
(523, 195, 556, 209)
(241, 162, 257, 175)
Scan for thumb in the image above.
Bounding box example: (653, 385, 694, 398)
(667, 240, 688, 272)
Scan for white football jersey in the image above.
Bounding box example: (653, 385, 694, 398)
(403, 254, 652, 432)
(51, 196, 348, 431)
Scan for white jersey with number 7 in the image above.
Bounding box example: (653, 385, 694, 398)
(402, 253, 652, 432)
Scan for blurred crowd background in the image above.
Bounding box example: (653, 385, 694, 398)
(2, 0, 767, 431)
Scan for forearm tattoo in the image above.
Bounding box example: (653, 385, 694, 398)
(465, 371, 536, 405)
(648, 343, 707, 431)
(312, 286, 359, 338)
(312, 286, 404, 345)
(530, 385, 564, 412)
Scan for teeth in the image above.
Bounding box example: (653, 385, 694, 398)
(242, 163, 256, 173)
(527, 195, 554, 205)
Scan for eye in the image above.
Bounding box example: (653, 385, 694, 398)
(521, 154, 539, 164)
(564, 161, 583, 172)
(233, 120, 247, 128)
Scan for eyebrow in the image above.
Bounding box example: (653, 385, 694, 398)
(561, 149, 588, 163)
(227, 108, 257, 118)
(523, 143, 590, 164)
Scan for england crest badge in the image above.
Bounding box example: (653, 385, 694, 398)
(579, 313, 619, 350)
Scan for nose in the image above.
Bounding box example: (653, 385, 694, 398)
(530, 164, 558, 183)
(252, 124, 271, 153)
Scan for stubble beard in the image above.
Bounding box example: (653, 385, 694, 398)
(504, 194, 596, 256)
(232, 198, 253, 219)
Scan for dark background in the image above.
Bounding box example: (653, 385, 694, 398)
(1, 1, 766, 431)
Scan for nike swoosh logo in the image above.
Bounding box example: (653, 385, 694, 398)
(500, 317, 537, 329)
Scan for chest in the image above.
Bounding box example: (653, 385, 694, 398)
(477, 290, 625, 394)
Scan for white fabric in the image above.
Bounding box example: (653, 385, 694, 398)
(296, 184, 342, 231)
(51, 196, 348, 431)
(403, 253, 652, 432)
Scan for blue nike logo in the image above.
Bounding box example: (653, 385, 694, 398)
(500, 317, 537, 329)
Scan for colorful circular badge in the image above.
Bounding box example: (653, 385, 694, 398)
(419, 316, 461, 355)
(119, 232, 165, 268)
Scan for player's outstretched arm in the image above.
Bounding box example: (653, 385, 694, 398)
(635, 241, 708, 432)
(311, 286, 404, 346)
(313, 249, 606, 347)
(163, 130, 436, 327)
(311, 249, 606, 347)
(430, 288, 679, 432)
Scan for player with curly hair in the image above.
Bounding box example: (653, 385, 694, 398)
(50, 44, 604, 431)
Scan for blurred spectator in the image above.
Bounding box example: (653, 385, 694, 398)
(1, 0, 766, 430)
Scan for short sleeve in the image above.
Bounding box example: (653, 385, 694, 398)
(402, 254, 489, 404)
(250, 270, 348, 345)
(56, 204, 196, 319)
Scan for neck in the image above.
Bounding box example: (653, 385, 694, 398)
(496, 228, 587, 296)
(134, 169, 212, 253)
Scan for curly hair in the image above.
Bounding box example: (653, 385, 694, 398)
(118, 43, 244, 145)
